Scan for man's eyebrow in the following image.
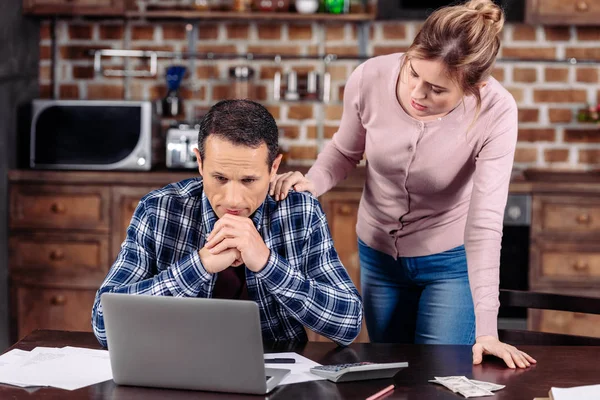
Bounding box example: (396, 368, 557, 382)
(410, 63, 448, 91)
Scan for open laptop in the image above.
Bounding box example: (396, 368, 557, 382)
(101, 293, 290, 394)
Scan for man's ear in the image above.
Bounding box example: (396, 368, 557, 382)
(194, 148, 203, 177)
(270, 154, 283, 180)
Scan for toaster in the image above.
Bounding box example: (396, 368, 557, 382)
(166, 124, 198, 169)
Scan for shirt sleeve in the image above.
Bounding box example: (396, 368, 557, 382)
(306, 62, 367, 196)
(255, 197, 363, 346)
(91, 200, 214, 348)
(464, 96, 519, 339)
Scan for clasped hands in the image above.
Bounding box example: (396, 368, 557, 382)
(199, 214, 270, 274)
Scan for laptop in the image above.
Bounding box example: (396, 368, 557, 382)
(101, 293, 290, 394)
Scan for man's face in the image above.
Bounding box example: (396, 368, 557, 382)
(194, 136, 281, 219)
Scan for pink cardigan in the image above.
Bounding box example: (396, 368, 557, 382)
(306, 53, 518, 339)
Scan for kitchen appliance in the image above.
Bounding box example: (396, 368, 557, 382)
(30, 100, 158, 171)
(166, 123, 199, 169)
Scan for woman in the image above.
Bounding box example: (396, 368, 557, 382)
(270, 0, 536, 368)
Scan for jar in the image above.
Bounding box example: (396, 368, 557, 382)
(229, 66, 256, 99)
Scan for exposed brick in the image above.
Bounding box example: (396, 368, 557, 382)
(548, 108, 573, 123)
(255, 84, 267, 101)
(60, 45, 100, 60)
(288, 24, 312, 40)
(350, 24, 375, 40)
(87, 84, 123, 100)
(257, 23, 281, 40)
(533, 89, 587, 103)
(579, 149, 600, 164)
(544, 26, 571, 41)
(40, 46, 51, 60)
(306, 125, 338, 139)
(506, 87, 524, 103)
(180, 86, 206, 100)
(279, 125, 300, 139)
(225, 23, 248, 39)
(289, 145, 317, 160)
(246, 45, 300, 55)
(259, 66, 282, 80)
(544, 67, 569, 82)
(193, 105, 210, 120)
(99, 24, 124, 40)
(326, 25, 345, 41)
(39, 65, 51, 81)
(72, 66, 95, 79)
(196, 65, 219, 79)
(491, 67, 504, 82)
(132, 26, 154, 41)
(132, 45, 174, 52)
(59, 84, 79, 99)
(518, 128, 556, 142)
(576, 27, 600, 41)
(288, 104, 313, 120)
(149, 84, 167, 99)
(39, 84, 51, 99)
(337, 84, 345, 101)
(68, 25, 92, 40)
(513, 68, 537, 83)
(328, 65, 347, 81)
(382, 24, 406, 40)
(199, 24, 219, 40)
(564, 129, 600, 143)
(325, 45, 359, 56)
(212, 84, 229, 101)
(195, 44, 236, 54)
(518, 108, 539, 123)
(502, 47, 556, 60)
(565, 48, 600, 60)
(373, 46, 409, 57)
(162, 23, 187, 40)
(129, 82, 146, 101)
(40, 23, 51, 40)
(325, 105, 343, 120)
(576, 67, 598, 83)
(544, 148, 570, 163)
(512, 24, 536, 41)
(514, 148, 537, 163)
(265, 105, 280, 119)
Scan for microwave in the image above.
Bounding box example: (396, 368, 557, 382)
(376, 0, 524, 21)
(30, 100, 158, 171)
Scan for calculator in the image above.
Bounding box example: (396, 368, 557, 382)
(310, 361, 409, 383)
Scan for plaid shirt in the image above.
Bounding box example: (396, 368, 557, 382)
(92, 178, 363, 347)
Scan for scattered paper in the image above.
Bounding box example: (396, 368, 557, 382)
(0, 346, 112, 391)
(430, 376, 504, 398)
(264, 352, 325, 386)
(550, 384, 600, 400)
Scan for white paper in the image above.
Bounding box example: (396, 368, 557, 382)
(0, 349, 39, 388)
(264, 352, 325, 386)
(551, 384, 600, 400)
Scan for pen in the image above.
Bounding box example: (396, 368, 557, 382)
(365, 384, 395, 400)
(264, 358, 296, 364)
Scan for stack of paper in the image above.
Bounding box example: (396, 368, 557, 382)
(0, 346, 113, 391)
(264, 352, 325, 386)
(550, 384, 600, 400)
(429, 376, 505, 398)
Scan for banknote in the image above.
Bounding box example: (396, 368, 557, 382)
(429, 376, 499, 398)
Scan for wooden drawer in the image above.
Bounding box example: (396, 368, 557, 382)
(526, 0, 600, 24)
(531, 241, 600, 286)
(10, 184, 110, 231)
(9, 232, 109, 275)
(530, 309, 600, 338)
(532, 195, 600, 237)
(14, 285, 96, 340)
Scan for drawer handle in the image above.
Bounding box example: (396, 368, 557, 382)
(50, 295, 66, 306)
(575, 0, 589, 11)
(50, 202, 66, 214)
(572, 260, 589, 272)
(49, 249, 65, 261)
(338, 205, 353, 216)
(576, 213, 591, 224)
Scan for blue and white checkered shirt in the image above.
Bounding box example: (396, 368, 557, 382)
(92, 178, 363, 347)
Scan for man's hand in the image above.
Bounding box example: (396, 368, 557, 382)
(199, 247, 242, 274)
(205, 214, 270, 273)
(472, 335, 537, 369)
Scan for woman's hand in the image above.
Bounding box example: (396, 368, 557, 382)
(472, 336, 537, 369)
(269, 171, 317, 200)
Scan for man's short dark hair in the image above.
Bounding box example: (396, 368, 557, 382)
(197, 99, 279, 168)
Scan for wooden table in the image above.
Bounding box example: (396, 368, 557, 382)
(1, 330, 599, 399)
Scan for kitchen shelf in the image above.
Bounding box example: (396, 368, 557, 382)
(124, 10, 375, 21)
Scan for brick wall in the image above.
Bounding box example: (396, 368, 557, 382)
(39, 20, 600, 168)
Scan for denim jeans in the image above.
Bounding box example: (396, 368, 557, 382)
(359, 239, 475, 344)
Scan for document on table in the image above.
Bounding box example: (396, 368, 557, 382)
(0, 346, 113, 391)
(550, 384, 600, 400)
(264, 352, 326, 386)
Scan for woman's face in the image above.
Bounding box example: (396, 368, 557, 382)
(398, 58, 465, 120)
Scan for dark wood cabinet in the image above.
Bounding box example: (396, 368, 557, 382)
(526, 0, 600, 25)
(23, 0, 126, 15)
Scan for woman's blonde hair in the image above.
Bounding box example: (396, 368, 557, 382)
(402, 0, 505, 120)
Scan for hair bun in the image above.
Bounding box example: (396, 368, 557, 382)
(465, 0, 504, 33)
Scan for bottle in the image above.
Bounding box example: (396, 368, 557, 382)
(162, 65, 187, 118)
(229, 66, 256, 99)
(325, 0, 347, 14)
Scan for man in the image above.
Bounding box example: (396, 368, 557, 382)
(91, 99, 363, 347)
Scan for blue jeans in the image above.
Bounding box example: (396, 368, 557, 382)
(359, 239, 475, 345)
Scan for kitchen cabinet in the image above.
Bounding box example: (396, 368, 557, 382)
(526, 0, 600, 25)
(23, 0, 126, 16)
